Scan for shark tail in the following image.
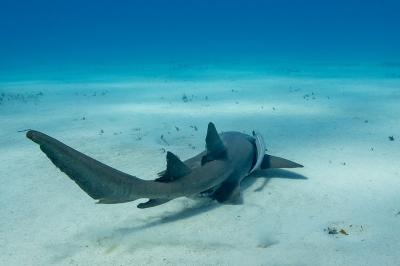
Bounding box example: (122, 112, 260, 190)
(26, 130, 143, 204)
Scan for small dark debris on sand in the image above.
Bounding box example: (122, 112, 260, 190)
(324, 227, 338, 234)
(0, 91, 43, 105)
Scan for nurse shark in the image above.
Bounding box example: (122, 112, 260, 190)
(26, 122, 303, 208)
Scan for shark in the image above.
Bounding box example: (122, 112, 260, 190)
(26, 122, 303, 208)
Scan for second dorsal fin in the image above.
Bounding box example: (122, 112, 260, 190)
(155, 151, 191, 182)
(201, 122, 227, 165)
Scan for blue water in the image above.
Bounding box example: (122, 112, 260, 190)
(1, 0, 400, 79)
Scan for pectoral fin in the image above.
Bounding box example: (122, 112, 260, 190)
(210, 181, 241, 204)
(261, 154, 303, 169)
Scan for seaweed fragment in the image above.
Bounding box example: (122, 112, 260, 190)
(161, 135, 169, 146)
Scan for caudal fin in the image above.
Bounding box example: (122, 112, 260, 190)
(26, 130, 142, 204)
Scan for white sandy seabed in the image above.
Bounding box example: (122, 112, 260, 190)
(0, 62, 399, 265)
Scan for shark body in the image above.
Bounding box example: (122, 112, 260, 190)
(26, 122, 303, 208)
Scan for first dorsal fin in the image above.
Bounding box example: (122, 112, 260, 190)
(201, 122, 226, 165)
(155, 151, 191, 182)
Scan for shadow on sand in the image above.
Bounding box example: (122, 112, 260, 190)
(114, 168, 308, 234)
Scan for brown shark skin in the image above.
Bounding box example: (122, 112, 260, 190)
(26, 127, 255, 206)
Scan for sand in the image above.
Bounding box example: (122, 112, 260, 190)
(1, 61, 399, 265)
